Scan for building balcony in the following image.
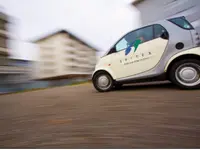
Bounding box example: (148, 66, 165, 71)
(63, 58, 95, 72)
(65, 47, 94, 56)
(69, 67, 94, 75)
(65, 59, 94, 67)
(0, 47, 9, 56)
(0, 29, 12, 38)
(40, 53, 56, 60)
(38, 68, 57, 78)
(68, 63, 94, 70)
(41, 64, 57, 69)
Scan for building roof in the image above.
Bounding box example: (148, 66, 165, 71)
(132, 0, 145, 5)
(31, 29, 99, 51)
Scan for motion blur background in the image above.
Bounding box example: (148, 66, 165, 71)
(0, 0, 200, 94)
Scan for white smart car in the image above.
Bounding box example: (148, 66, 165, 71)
(92, 16, 200, 92)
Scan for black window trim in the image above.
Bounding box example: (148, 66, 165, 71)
(107, 24, 168, 55)
(167, 16, 194, 30)
(153, 24, 169, 40)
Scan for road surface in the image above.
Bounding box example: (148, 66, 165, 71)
(0, 82, 200, 148)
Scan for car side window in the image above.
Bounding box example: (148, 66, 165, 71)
(168, 17, 194, 30)
(115, 25, 154, 52)
(154, 24, 167, 38)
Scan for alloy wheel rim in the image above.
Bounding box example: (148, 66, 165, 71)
(175, 63, 200, 86)
(97, 75, 111, 90)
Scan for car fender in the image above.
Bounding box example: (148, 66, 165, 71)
(92, 67, 117, 80)
(164, 47, 200, 72)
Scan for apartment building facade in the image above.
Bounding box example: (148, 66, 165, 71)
(0, 11, 33, 93)
(0, 11, 9, 66)
(132, 0, 200, 34)
(33, 30, 97, 79)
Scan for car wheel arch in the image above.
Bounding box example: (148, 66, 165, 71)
(166, 54, 200, 79)
(92, 69, 114, 81)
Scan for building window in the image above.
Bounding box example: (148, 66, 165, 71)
(78, 53, 85, 58)
(69, 58, 75, 62)
(0, 34, 7, 48)
(64, 65, 69, 70)
(41, 54, 54, 59)
(68, 41, 75, 47)
(0, 56, 8, 65)
(0, 19, 6, 31)
(42, 69, 55, 74)
(70, 65, 76, 69)
(68, 50, 74, 54)
(43, 61, 55, 66)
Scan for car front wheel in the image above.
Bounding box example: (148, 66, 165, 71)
(92, 71, 113, 92)
(169, 59, 200, 89)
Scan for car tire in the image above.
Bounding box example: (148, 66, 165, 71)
(169, 59, 200, 89)
(92, 71, 113, 92)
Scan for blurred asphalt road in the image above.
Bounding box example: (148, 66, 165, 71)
(0, 82, 200, 148)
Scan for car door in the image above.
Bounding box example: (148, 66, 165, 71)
(111, 24, 169, 79)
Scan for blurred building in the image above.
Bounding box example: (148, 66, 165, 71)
(0, 11, 9, 66)
(132, 0, 200, 33)
(32, 30, 97, 80)
(0, 11, 33, 93)
(7, 59, 34, 82)
(0, 58, 33, 86)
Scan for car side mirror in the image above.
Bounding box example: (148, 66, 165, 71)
(160, 32, 169, 40)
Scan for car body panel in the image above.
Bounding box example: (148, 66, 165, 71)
(93, 54, 117, 79)
(164, 47, 200, 72)
(111, 37, 168, 79)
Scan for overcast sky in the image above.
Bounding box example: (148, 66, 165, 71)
(0, 0, 141, 60)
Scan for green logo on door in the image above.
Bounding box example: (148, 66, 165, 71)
(125, 39, 142, 55)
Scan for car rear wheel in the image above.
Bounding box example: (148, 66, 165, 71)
(169, 59, 200, 89)
(92, 71, 113, 92)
